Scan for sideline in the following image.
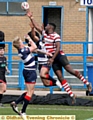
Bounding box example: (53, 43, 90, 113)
(4, 90, 86, 96)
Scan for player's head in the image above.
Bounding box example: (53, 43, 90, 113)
(25, 31, 40, 46)
(45, 23, 56, 33)
(0, 47, 5, 56)
(25, 31, 40, 41)
(13, 36, 23, 50)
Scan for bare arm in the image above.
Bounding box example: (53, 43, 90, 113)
(6, 66, 10, 74)
(48, 42, 60, 65)
(29, 23, 39, 42)
(26, 10, 42, 34)
(52, 42, 60, 60)
(33, 49, 52, 57)
(24, 35, 37, 52)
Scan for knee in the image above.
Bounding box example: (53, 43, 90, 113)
(41, 79, 50, 86)
(3, 90, 6, 92)
(40, 73, 49, 79)
(65, 65, 71, 71)
(75, 71, 81, 78)
(40, 72, 44, 78)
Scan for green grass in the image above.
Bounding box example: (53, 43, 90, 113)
(0, 104, 93, 120)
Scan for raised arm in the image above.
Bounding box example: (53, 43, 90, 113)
(29, 22, 40, 43)
(26, 10, 43, 34)
(24, 35, 37, 52)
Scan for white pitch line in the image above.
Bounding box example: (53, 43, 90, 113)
(1, 106, 93, 112)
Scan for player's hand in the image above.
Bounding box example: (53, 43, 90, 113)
(24, 34, 30, 41)
(47, 58, 54, 66)
(26, 10, 33, 18)
(6, 70, 10, 75)
(46, 52, 53, 57)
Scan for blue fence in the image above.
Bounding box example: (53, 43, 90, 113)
(1, 41, 93, 93)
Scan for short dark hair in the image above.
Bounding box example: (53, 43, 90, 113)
(0, 47, 4, 49)
(28, 31, 40, 40)
(25, 31, 40, 46)
(49, 23, 56, 31)
(25, 31, 40, 42)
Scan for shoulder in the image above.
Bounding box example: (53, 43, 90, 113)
(54, 32, 60, 37)
(53, 32, 61, 41)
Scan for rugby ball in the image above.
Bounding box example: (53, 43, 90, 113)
(21, 2, 29, 11)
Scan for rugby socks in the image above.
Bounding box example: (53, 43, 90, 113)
(61, 79, 74, 97)
(0, 94, 3, 103)
(21, 95, 31, 113)
(15, 92, 27, 104)
(46, 74, 62, 88)
(75, 71, 89, 85)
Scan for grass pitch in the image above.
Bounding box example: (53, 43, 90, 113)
(0, 104, 93, 120)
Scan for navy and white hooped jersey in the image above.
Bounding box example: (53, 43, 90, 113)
(18, 46, 36, 70)
(36, 40, 48, 65)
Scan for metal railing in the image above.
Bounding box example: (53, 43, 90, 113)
(1, 41, 93, 93)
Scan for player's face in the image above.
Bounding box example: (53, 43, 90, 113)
(0, 48, 4, 56)
(19, 39, 24, 47)
(45, 24, 50, 32)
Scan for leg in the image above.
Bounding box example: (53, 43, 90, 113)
(0, 82, 6, 106)
(52, 62, 76, 104)
(10, 91, 28, 116)
(10, 84, 35, 118)
(64, 62, 92, 92)
(40, 65, 62, 88)
(40, 66, 50, 86)
(10, 69, 36, 118)
(54, 69, 74, 96)
(59, 55, 92, 92)
(21, 83, 35, 113)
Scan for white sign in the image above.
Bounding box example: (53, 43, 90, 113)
(78, 8, 86, 11)
(80, 0, 93, 6)
(49, 1, 56, 6)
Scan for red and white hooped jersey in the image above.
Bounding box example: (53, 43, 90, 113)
(42, 30, 65, 55)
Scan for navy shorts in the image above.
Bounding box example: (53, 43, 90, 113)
(23, 69, 37, 83)
(52, 55, 69, 72)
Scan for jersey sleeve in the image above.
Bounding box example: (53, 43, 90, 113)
(54, 34, 61, 42)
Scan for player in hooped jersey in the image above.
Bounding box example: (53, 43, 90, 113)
(26, 10, 92, 104)
(10, 35, 52, 119)
(27, 23, 62, 88)
(10, 35, 37, 120)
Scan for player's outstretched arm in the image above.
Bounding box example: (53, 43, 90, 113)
(24, 35, 37, 52)
(33, 49, 52, 57)
(26, 10, 42, 34)
(29, 23, 39, 42)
